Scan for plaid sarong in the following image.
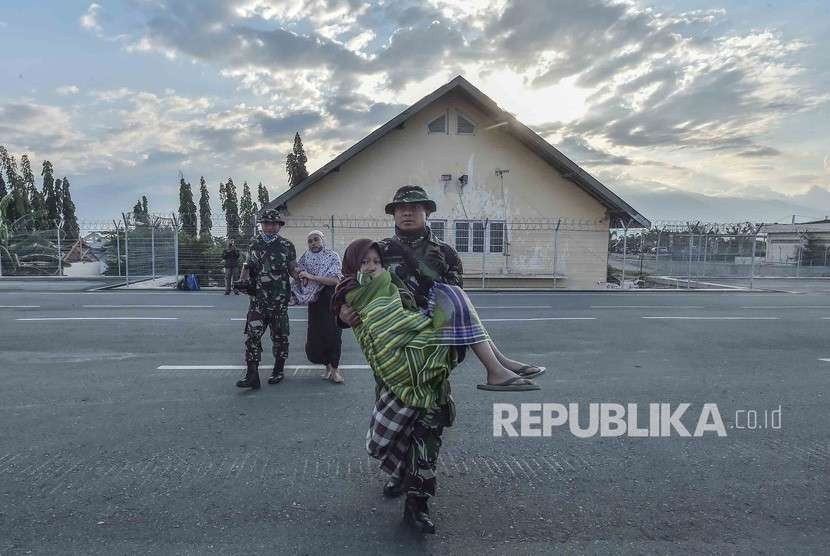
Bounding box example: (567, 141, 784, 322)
(426, 283, 490, 346)
(366, 387, 419, 478)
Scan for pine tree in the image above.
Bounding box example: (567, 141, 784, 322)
(198, 176, 212, 241)
(61, 177, 79, 239)
(257, 182, 269, 206)
(41, 160, 60, 227)
(285, 132, 309, 187)
(1, 147, 22, 223)
(54, 178, 64, 226)
(177, 173, 198, 237)
(239, 181, 254, 239)
(0, 172, 7, 201)
(222, 178, 240, 239)
(142, 195, 148, 217)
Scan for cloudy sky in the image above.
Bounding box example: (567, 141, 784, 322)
(1, 0, 828, 223)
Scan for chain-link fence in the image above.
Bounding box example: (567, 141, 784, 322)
(609, 222, 830, 288)
(4, 215, 829, 289)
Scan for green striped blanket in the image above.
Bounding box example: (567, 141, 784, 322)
(347, 269, 453, 408)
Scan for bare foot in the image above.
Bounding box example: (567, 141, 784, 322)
(330, 367, 344, 384)
(321, 364, 332, 380)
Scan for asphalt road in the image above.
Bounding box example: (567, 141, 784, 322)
(1, 284, 828, 554)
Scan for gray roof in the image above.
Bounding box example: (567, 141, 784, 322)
(267, 75, 650, 228)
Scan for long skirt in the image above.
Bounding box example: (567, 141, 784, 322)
(305, 286, 342, 367)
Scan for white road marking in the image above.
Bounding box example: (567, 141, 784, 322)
(230, 318, 308, 322)
(157, 365, 370, 370)
(16, 317, 179, 321)
(0, 305, 40, 308)
(591, 305, 704, 309)
(475, 305, 554, 309)
(641, 316, 780, 320)
(83, 304, 215, 308)
(742, 306, 830, 309)
(819, 359, 830, 363)
(482, 317, 596, 322)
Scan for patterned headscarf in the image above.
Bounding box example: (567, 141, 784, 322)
(292, 230, 342, 304)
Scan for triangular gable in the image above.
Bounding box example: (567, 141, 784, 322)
(267, 75, 650, 228)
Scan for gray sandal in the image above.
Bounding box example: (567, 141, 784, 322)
(514, 365, 546, 379)
(477, 376, 540, 391)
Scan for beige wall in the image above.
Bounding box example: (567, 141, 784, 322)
(278, 92, 612, 288)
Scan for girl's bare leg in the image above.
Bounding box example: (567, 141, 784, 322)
(321, 364, 332, 379)
(470, 341, 523, 384)
(490, 342, 533, 371)
(330, 365, 344, 384)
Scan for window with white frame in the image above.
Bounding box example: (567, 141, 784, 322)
(454, 221, 469, 252)
(427, 112, 447, 134)
(454, 220, 505, 253)
(429, 220, 446, 241)
(472, 221, 485, 253)
(456, 111, 476, 134)
(489, 222, 505, 253)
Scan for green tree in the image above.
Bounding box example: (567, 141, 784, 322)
(198, 176, 212, 241)
(1, 147, 23, 224)
(61, 177, 79, 239)
(257, 181, 269, 206)
(41, 160, 60, 227)
(222, 178, 239, 239)
(177, 173, 198, 237)
(54, 178, 64, 226)
(285, 132, 308, 187)
(0, 172, 7, 201)
(239, 180, 254, 239)
(133, 195, 149, 225)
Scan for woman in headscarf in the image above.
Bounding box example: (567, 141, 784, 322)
(293, 230, 345, 383)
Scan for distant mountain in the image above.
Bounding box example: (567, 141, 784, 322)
(614, 185, 830, 224)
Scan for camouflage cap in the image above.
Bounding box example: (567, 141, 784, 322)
(384, 185, 437, 215)
(258, 208, 286, 224)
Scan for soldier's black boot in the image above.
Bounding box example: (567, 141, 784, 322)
(236, 361, 261, 389)
(267, 359, 285, 385)
(403, 495, 435, 534)
(383, 477, 404, 498)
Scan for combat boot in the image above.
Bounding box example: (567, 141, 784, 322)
(383, 477, 404, 498)
(236, 361, 261, 389)
(268, 359, 285, 384)
(403, 495, 435, 534)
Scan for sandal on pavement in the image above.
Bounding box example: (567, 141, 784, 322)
(477, 376, 540, 391)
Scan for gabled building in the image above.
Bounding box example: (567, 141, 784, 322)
(267, 76, 649, 288)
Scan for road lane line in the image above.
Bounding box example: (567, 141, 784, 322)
(482, 317, 596, 322)
(819, 359, 830, 363)
(16, 317, 179, 321)
(83, 304, 215, 308)
(641, 316, 780, 320)
(742, 306, 830, 309)
(591, 305, 703, 309)
(230, 318, 308, 322)
(0, 305, 40, 308)
(475, 305, 554, 309)
(157, 365, 371, 370)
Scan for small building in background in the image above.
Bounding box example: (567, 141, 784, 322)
(266, 76, 649, 288)
(760, 219, 830, 265)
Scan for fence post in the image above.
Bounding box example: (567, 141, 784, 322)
(620, 220, 627, 287)
(123, 214, 130, 286)
(174, 227, 179, 282)
(330, 215, 335, 252)
(481, 219, 488, 288)
(553, 218, 561, 288)
(687, 232, 693, 289)
(56, 226, 62, 277)
(116, 228, 122, 277)
(151, 223, 156, 280)
(749, 229, 757, 290)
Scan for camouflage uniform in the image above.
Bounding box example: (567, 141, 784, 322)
(242, 224, 296, 367)
(378, 186, 464, 504)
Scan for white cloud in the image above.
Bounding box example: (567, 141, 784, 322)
(0, 21, 8, 28)
(80, 3, 102, 32)
(56, 85, 81, 96)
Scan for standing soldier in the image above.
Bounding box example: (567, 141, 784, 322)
(234, 208, 298, 389)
